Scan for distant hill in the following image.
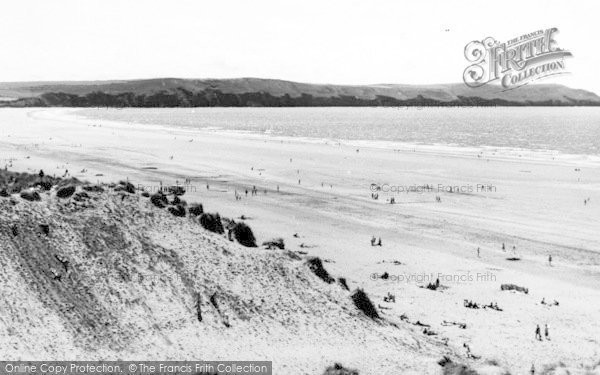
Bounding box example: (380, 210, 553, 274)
(0, 77, 599, 107)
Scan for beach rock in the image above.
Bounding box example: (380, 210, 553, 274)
(199, 213, 224, 234)
(150, 193, 168, 208)
(168, 204, 186, 217)
(306, 257, 334, 283)
(20, 190, 41, 202)
(188, 203, 204, 216)
(232, 222, 257, 247)
(0, 189, 9, 197)
(11, 225, 18, 237)
(351, 289, 379, 319)
(56, 185, 76, 198)
(262, 238, 285, 250)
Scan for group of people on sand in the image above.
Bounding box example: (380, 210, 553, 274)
(584, 197, 591, 205)
(370, 236, 382, 246)
(541, 297, 559, 306)
(535, 324, 550, 341)
(234, 184, 276, 201)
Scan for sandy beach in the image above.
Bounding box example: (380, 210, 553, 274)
(1, 107, 599, 374)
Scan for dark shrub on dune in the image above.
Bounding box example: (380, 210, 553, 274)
(262, 238, 285, 250)
(56, 177, 80, 188)
(351, 289, 379, 319)
(73, 192, 90, 202)
(20, 190, 41, 201)
(441, 362, 479, 375)
(56, 185, 76, 198)
(0, 189, 9, 197)
(200, 213, 224, 234)
(501, 283, 528, 294)
(189, 203, 204, 216)
(232, 222, 257, 247)
(323, 363, 359, 375)
(82, 184, 104, 193)
(168, 204, 186, 217)
(141, 191, 150, 197)
(38, 180, 53, 191)
(306, 257, 334, 283)
(338, 277, 349, 291)
(171, 196, 187, 206)
(150, 192, 168, 208)
(116, 181, 135, 194)
(1, 170, 61, 194)
(168, 185, 186, 196)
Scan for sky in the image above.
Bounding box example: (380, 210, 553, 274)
(0, 0, 599, 93)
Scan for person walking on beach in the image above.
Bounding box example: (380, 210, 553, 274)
(502, 242, 505, 251)
(548, 254, 553, 266)
(535, 325, 542, 341)
(544, 324, 549, 340)
(477, 247, 480, 257)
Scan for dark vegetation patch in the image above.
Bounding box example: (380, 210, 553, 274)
(306, 257, 334, 284)
(116, 181, 135, 194)
(1, 170, 60, 194)
(188, 203, 204, 216)
(82, 184, 104, 193)
(351, 289, 379, 319)
(73, 192, 90, 202)
(20, 190, 41, 201)
(167, 205, 186, 217)
(56, 185, 76, 198)
(231, 222, 257, 247)
(168, 185, 186, 196)
(322, 363, 359, 375)
(501, 284, 528, 294)
(150, 192, 168, 208)
(262, 238, 285, 250)
(200, 213, 224, 234)
(338, 277, 349, 291)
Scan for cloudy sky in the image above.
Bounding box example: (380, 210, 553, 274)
(0, 0, 598, 93)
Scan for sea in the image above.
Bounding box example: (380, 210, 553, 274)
(76, 107, 600, 163)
